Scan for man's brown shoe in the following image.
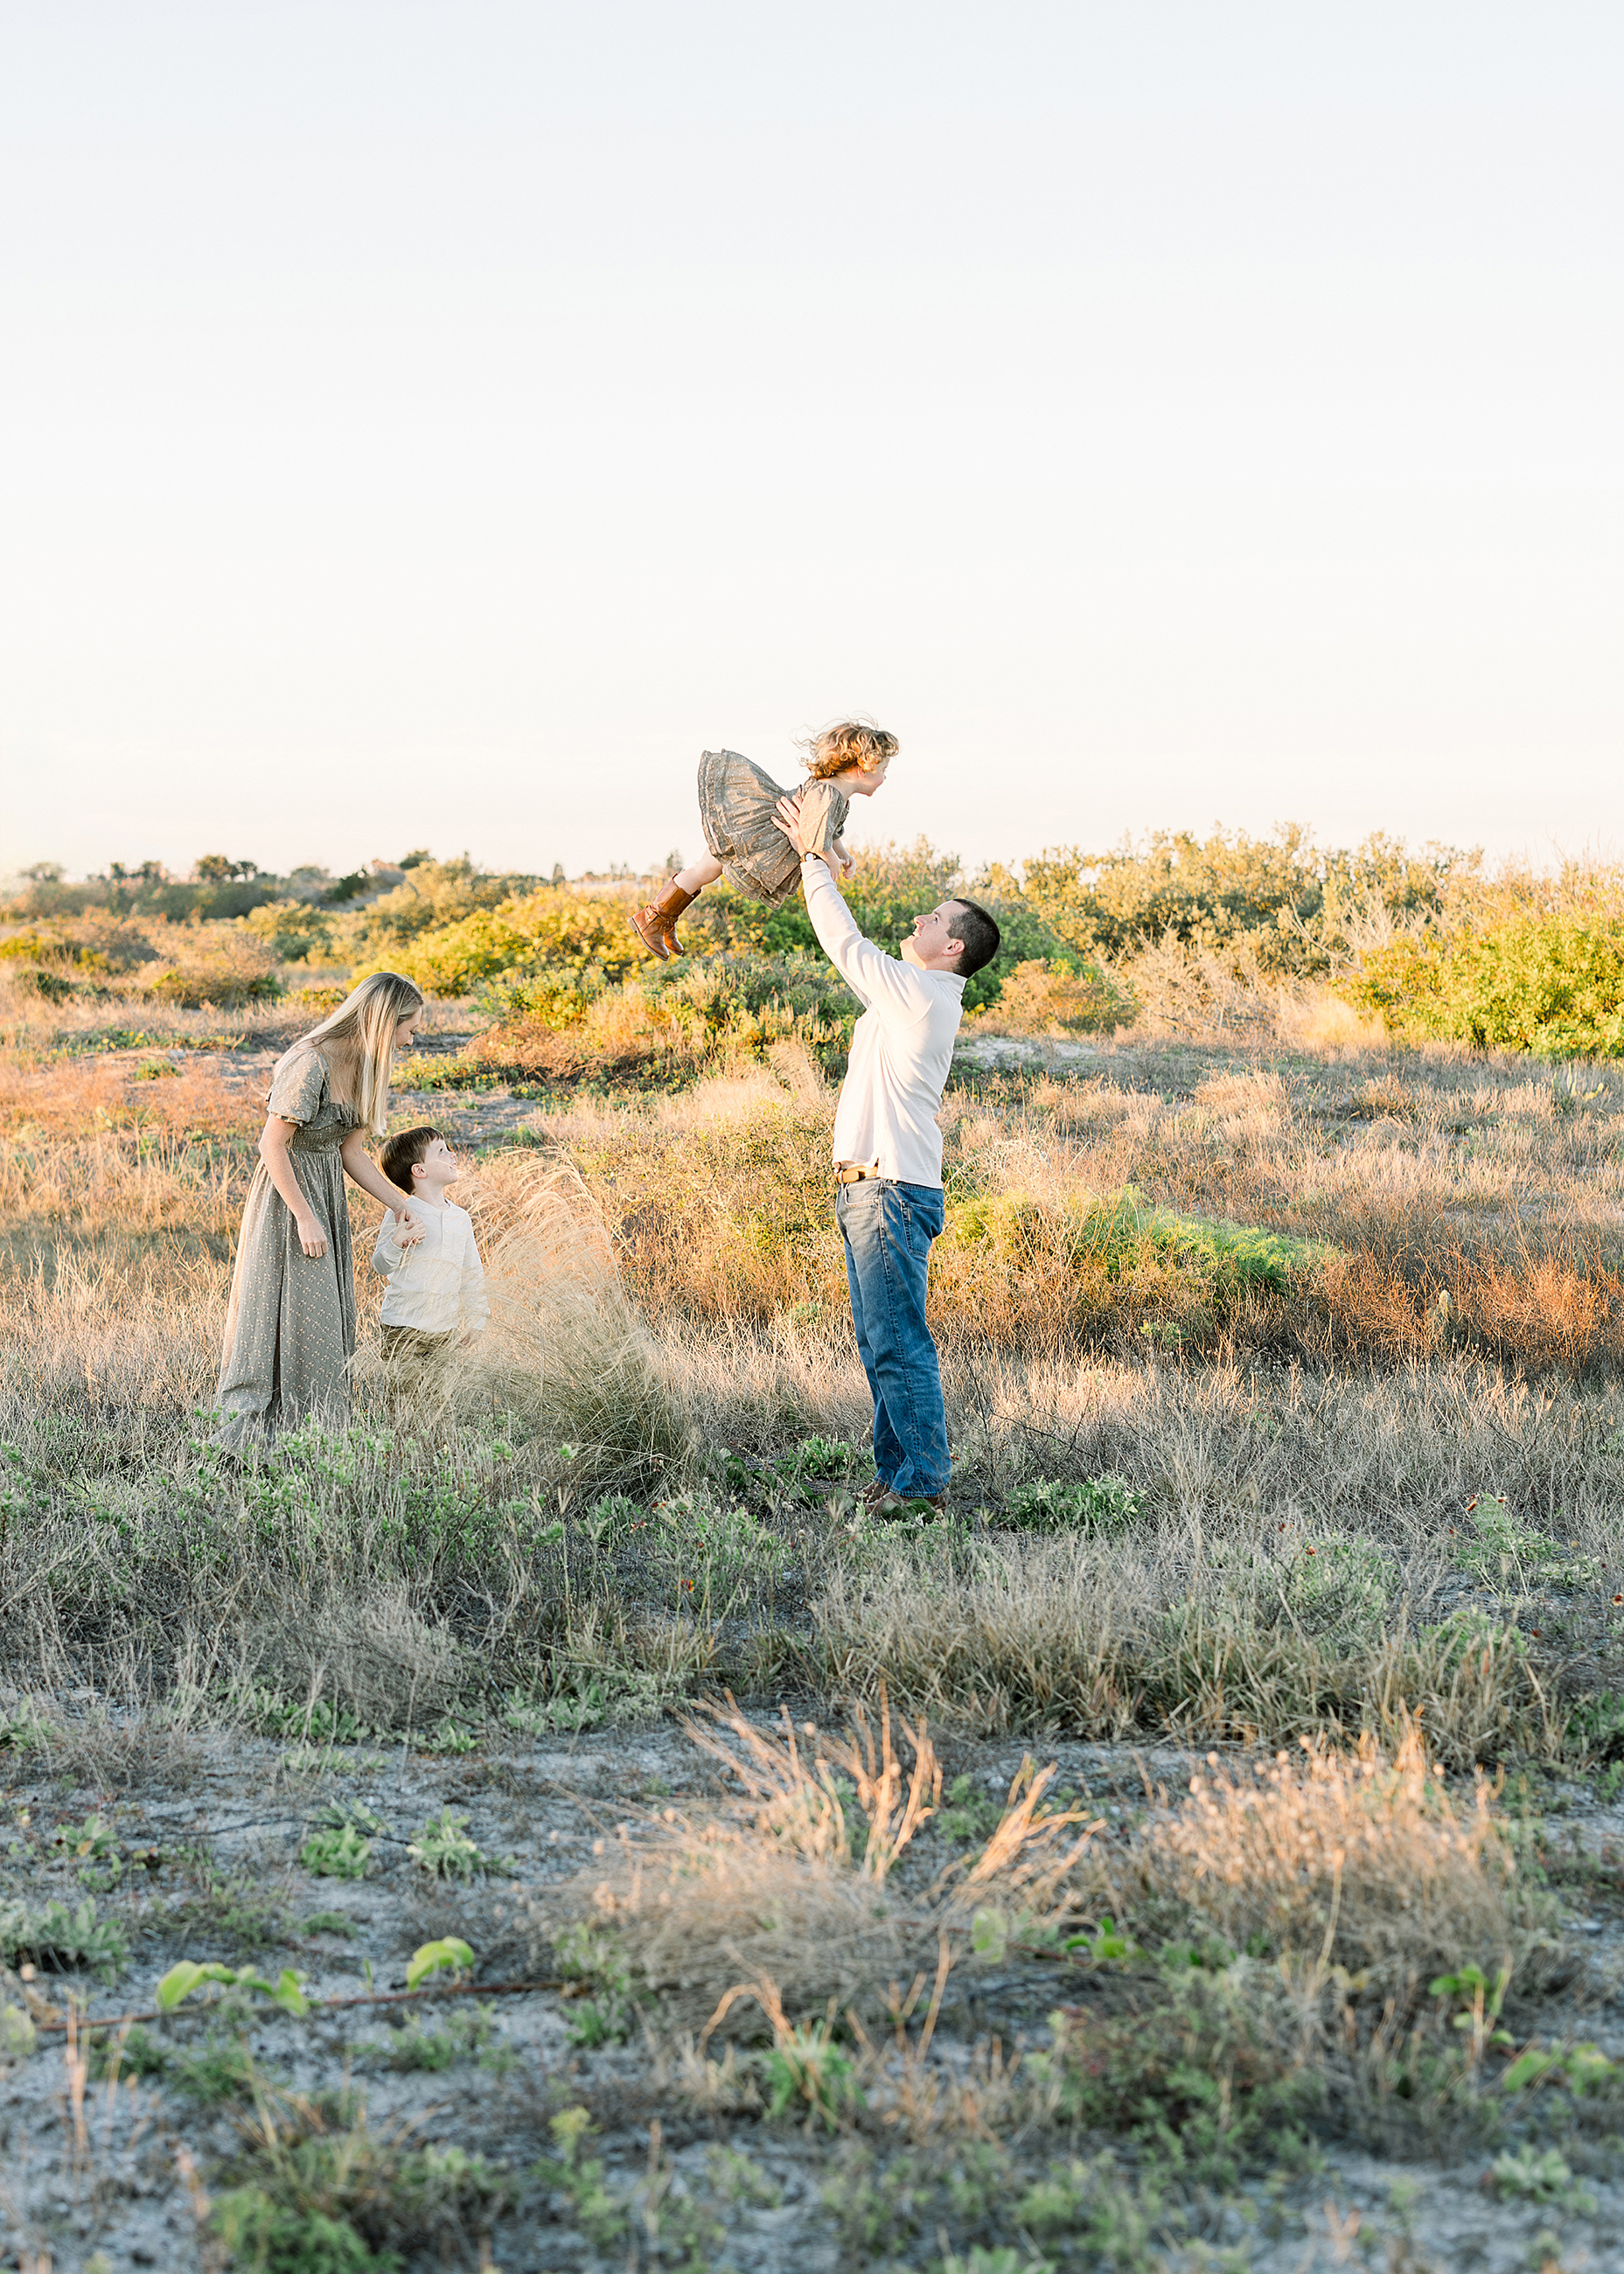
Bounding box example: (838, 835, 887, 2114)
(629, 881, 699, 961)
(870, 1489, 948, 1522)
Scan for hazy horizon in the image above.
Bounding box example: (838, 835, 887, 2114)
(3, 3, 1620, 883)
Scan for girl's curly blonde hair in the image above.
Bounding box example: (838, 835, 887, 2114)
(800, 719, 899, 780)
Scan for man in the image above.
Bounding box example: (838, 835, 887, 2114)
(775, 792, 1001, 1518)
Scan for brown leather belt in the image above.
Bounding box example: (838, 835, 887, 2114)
(835, 1161, 883, 1185)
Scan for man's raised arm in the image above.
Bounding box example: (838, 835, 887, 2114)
(775, 798, 932, 1020)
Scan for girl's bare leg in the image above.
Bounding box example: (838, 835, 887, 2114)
(673, 854, 723, 895)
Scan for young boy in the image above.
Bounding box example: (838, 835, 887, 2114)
(373, 1127, 489, 1381)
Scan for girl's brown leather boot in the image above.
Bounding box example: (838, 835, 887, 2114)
(629, 880, 699, 960)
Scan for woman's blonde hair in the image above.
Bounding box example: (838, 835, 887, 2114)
(303, 971, 424, 1138)
(800, 719, 899, 780)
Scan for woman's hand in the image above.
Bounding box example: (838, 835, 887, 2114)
(394, 1209, 426, 1248)
(296, 1214, 329, 1259)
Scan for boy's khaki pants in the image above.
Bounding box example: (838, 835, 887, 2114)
(380, 1324, 453, 1395)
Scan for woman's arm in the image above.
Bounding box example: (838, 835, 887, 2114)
(340, 1131, 422, 1231)
(259, 1117, 330, 1258)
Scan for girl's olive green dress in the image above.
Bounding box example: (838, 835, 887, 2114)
(698, 751, 849, 905)
(216, 1045, 359, 1447)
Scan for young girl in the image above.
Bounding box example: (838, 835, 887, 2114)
(630, 719, 898, 959)
(215, 969, 428, 1447)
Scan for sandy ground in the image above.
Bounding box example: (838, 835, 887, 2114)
(5, 1709, 1624, 2272)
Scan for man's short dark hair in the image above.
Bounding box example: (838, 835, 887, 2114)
(945, 899, 1000, 980)
(380, 1124, 439, 1193)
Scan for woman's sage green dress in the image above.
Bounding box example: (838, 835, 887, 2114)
(216, 1044, 360, 1447)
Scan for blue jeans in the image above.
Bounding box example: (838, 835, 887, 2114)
(836, 1179, 949, 1498)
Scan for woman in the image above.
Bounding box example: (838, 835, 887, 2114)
(216, 971, 427, 1447)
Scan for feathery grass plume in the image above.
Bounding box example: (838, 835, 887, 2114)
(535, 1692, 1101, 2033)
(1112, 1720, 1555, 2008)
(439, 1156, 691, 1489)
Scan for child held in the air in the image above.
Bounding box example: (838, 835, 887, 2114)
(372, 1126, 488, 1384)
(629, 719, 897, 960)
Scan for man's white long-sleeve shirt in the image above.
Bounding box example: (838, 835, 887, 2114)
(801, 854, 965, 1188)
(373, 1200, 490, 1335)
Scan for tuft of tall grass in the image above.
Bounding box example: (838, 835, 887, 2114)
(535, 1693, 1099, 2033)
(814, 1535, 1562, 1767)
(1112, 1723, 1554, 2006)
(428, 1157, 692, 1487)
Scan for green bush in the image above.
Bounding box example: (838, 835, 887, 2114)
(240, 901, 338, 965)
(945, 1185, 1335, 1301)
(685, 838, 1086, 1012)
(1000, 827, 1469, 965)
(1346, 913, 1624, 1057)
(358, 887, 647, 996)
(1026, 1955, 1314, 2183)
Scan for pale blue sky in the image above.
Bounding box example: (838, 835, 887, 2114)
(2, 2, 1620, 881)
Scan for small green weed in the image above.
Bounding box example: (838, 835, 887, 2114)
(1027, 1956, 1313, 2184)
(157, 1959, 310, 2017)
(0, 1895, 129, 1984)
(554, 1920, 638, 2046)
(242, 1686, 373, 1746)
(301, 1911, 359, 1939)
(359, 2005, 494, 2073)
(0, 1701, 45, 1751)
(88, 2021, 170, 2082)
(764, 2012, 863, 2129)
(405, 1936, 474, 1989)
(705, 2144, 781, 2208)
(537, 2107, 625, 2250)
(293, 1810, 375, 1882)
(300, 1821, 373, 1881)
(171, 2033, 268, 2103)
(1488, 2145, 1595, 2211)
(1001, 1474, 1143, 1533)
(820, 2143, 927, 2255)
(503, 1666, 667, 1735)
(1428, 1963, 1514, 2061)
(1459, 1495, 1601, 1590)
(935, 1774, 1004, 1845)
(1569, 1692, 1624, 1761)
(213, 2080, 513, 2271)
(415, 1718, 479, 1755)
(407, 1807, 508, 1881)
(1061, 1915, 1143, 1965)
(1279, 1532, 1392, 1644)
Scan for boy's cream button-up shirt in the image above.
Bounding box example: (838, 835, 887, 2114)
(373, 1200, 489, 1335)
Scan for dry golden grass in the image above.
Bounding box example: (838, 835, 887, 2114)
(539, 1693, 1099, 2033)
(812, 1532, 1567, 1767)
(1112, 1723, 1553, 2005)
(2, 1029, 1622, 1765)
(545, 1047, 1624, 1373)
(405, 1155, 693, 1484)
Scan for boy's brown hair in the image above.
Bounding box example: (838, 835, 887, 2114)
(802, 719, 898, 779)
(380, 1124, 439, 1195)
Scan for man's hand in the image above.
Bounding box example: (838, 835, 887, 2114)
(772, 791, 826, 862)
